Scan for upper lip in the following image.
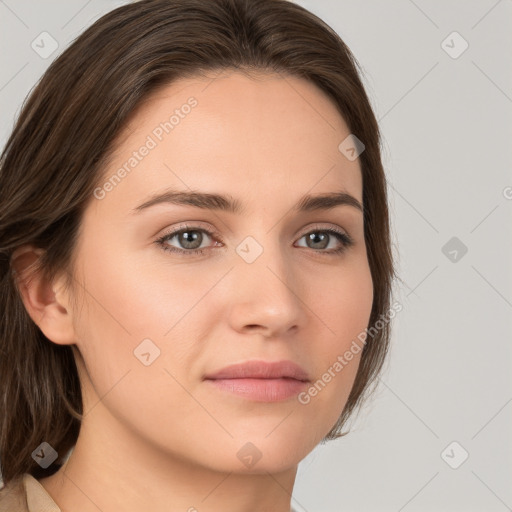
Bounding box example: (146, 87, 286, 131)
(204, 360, 310, 382)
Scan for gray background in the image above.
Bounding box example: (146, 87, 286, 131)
(1, 1, 511, 511)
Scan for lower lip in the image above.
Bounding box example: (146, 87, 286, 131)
(205, 378, 309, 402)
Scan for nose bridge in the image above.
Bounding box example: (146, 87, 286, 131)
(230, 229, 305, 334)
(235, 229, 290, 286)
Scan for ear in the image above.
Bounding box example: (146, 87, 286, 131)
(10, 245, 76, 346)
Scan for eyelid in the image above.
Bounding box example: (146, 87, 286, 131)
(300, 222, 349, 237)
(156, 222, 223, 244)
(157, 221, 349, 239)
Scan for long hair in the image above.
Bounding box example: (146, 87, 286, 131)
(0, 0, 395, 485)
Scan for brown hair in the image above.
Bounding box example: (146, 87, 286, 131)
(0, 0, 395, 486)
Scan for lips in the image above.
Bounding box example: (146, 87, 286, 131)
(203, 360, 310, 402)
(203, 360, 310, 382)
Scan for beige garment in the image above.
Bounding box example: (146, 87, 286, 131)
(0, 473, 61, 512)
(0, 474, 301, 511)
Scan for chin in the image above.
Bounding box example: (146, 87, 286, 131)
(218, 427, 321, 473)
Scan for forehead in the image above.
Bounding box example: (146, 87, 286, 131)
(90, 70, 363, 219)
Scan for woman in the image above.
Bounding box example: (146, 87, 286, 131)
(0, 0, 396, 510)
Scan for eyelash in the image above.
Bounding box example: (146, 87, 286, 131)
(155, 224, 354, 257)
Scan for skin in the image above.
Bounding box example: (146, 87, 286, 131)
(13, 70, 373, 512)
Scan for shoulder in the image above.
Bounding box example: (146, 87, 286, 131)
(0, 474, 61, 512)
(0, 475, 28, 511)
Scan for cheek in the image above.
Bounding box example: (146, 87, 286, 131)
(69, 254, 204, 436)
(312, 257, 374, 352)
(74, 241, 204, 341)
(70, 245, 216, 395)
(301, 257, 373, 418)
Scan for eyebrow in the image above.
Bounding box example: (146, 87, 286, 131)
(131, 188, 363, 215)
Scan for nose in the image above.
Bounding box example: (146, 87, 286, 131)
(226, 239, 307, 339)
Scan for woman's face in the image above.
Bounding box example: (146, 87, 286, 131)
(66, 70, 373, 473)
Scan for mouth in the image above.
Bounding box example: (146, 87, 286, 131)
(203, 360, 310, 402)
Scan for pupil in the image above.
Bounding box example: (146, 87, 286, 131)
(182, 231, 200, 248)
(309, 232, 327, 249)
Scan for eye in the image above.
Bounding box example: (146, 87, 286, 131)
(295, 227, 353, 255)
(156, 225, 219, 256)
(155, 224, 354, 257)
